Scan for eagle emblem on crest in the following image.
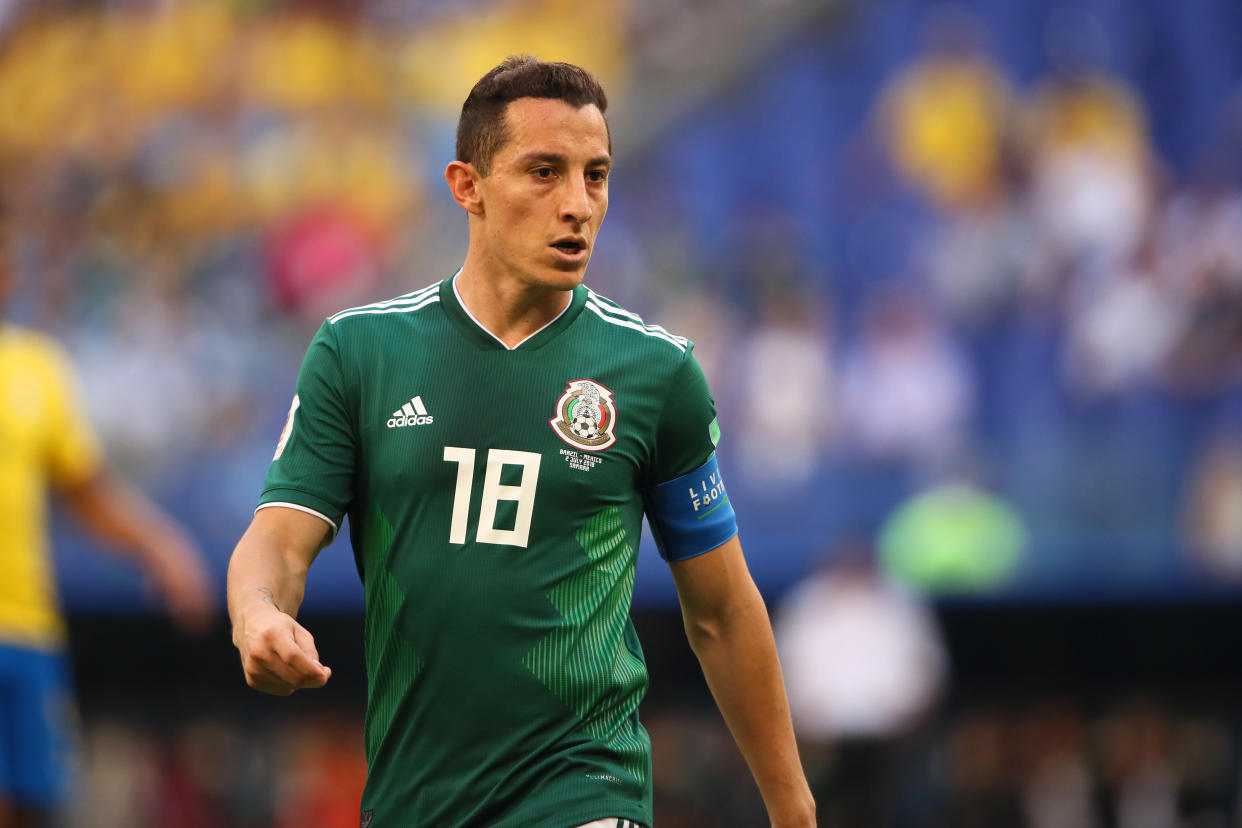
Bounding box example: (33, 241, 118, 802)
(550, 379, 617, 451)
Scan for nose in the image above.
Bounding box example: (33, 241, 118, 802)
(559, 175, 593, 225)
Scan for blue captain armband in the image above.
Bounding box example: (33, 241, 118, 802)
(644, 453, 738, 562)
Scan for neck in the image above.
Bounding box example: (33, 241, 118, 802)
(454, 256, 574, 349)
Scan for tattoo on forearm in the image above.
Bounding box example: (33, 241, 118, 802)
(258, 587, 281, 611)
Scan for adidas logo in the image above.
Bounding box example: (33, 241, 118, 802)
(387, 396, 434, 428)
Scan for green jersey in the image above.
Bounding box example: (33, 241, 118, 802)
(259, 275, 735, 828)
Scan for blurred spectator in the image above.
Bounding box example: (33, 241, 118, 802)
(839, 287, 974, 469)
(1099, 701, 1178, 828)
(645, 711, 765, 828)
(1182, 432, 1242, 579)
(937, 710, 1024, 828)
(74, 720, 159, 828)
(654, 290, 740, 393)
(1017, 703, 1100, 828)
(1022, 18, 1154, 274)
(879, 480, 1026, 595)
(876, 7, 1012, 211)
(1158, 152, 1242, 304)
(733, 284, 834, 487)
(923, 147, 1041, 328)
(264, 203, 388, 324)
(1158, 153, 1242, 394)
(1063, 233, 1181, 397)
(775, 542, 947, 827)
(272, 717, 367, 828)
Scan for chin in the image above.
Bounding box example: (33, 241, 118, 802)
(540, 264, 588, 290)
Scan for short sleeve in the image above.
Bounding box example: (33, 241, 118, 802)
(646, 347, 721, 486)
(43, 344, 104, 488)
(258, 321, 356, 536)
(643, 347, 737, 561)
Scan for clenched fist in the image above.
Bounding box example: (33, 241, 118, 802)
(233, 602, 332, 696)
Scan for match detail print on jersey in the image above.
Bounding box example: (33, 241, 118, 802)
(550, 378, 618, 451)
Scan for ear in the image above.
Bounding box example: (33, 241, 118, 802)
(445, 161, 485, 216)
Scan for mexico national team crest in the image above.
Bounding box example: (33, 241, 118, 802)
(550, 379, 617, 451)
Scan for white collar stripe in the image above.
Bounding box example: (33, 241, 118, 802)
(451, 275, 573, 351)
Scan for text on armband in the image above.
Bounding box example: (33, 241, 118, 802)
(688, 471, 726, 512)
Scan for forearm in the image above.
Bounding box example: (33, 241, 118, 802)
(226, 509, 332, 694)
(227, 520, 313, 624)
(60, 469, 213, 631)
(685, 580, 814, 827)
(62, 471, 192, 564)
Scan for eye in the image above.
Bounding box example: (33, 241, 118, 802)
(587, 169, 609, 183)
(533, 167, 554, 179)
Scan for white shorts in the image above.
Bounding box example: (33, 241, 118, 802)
(574, 820, 645, 828)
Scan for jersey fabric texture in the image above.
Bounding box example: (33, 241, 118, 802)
(259, 276, 730, 828)
(0, 326, 102, 650)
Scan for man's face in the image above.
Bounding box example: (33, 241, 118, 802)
(474, 97, 611, 292)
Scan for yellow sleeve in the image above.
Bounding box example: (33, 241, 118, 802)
(41, 341, 104, 489)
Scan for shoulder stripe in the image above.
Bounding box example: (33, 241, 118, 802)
(585, 289, 689, 346)
(584, 288, 642, 320)
(328, 283, 439, 321)
(329, 294, 440, 325)
(327, 283, 440, 324)
(585, 300, 687, 352)
(584, 292, 689, 348)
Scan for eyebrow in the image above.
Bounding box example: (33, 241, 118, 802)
(515, 151, 612, 168)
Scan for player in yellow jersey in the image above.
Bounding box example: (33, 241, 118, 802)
(0, 221, 213, 827)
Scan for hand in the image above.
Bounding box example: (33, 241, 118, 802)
(148, 537, 215, 634)
(233, 604, 332, 696)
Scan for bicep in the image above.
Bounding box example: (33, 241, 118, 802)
(669, 534, 756, 624)
(237, 505, 334, 571)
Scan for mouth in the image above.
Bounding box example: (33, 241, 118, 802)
(550, 237, 589, 263)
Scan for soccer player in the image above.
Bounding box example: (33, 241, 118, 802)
(0, 219, 214, 827)
(227, 56, 815, 828)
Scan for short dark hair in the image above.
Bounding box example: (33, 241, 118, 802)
(456, 55, 609, 176)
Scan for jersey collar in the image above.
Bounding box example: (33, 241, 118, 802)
(439, 271, 587, 351)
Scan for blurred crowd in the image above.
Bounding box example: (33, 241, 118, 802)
(637, 1, 1242, 599)
(72, 711, 367, 828)
(67, 694, 1242, 828)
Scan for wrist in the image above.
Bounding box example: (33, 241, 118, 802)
(230, 592, 283, 634)
(767, 789, 815, 828)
